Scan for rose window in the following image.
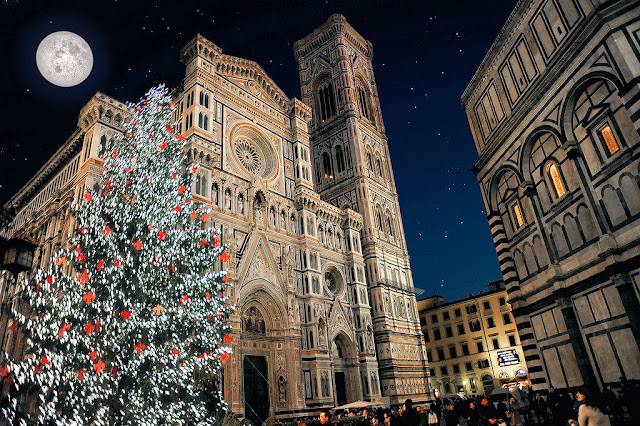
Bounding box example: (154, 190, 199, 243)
(234, 138, 264, 176)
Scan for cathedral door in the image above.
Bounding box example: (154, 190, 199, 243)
(244, 355, 269, 424)
(335, 372, 347, 406)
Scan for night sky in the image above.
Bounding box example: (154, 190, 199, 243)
(0, 0, 516, 302)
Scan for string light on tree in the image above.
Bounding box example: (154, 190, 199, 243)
(2, 85, 233, 425)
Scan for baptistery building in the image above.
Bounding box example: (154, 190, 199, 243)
(1, 15, 429, 422)
(461, 0, 640, 392)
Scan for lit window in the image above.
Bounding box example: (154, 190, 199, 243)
(599, 124, 620, 156)
(511, 202, 525, 229)
(547, 163, 566, 199)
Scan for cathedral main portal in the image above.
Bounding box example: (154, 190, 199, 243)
(243, 355, 269, 425)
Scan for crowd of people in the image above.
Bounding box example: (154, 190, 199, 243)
(303, 381, 640, 426)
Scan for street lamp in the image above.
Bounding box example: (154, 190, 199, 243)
(1, 238, 36, 276)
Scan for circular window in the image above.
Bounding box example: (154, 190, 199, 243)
(234, 138, 264, 176)
(324, 269, 343, 296)
(230, 127, 277, 180)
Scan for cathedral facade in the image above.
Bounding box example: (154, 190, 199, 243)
(1, 15, 429, 422)
(461, 0, 640, 392)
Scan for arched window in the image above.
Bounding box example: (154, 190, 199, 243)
(316, 79, 337, 122)
(270, 206, 277, 227)
(195, 175, 201, 195)
(281, 210, 287, 230)
(322, 152, 333, 180)
(386, 214, 394, 238)
(366, 151, 373, 171)
(205, 94, 209, 109)
(545, 162, 566, 200)
(198, 112, 203, 128)
(375, 207, 383, 230)
(203, 114, 208, 131)
(357, 83, 372, 121)
(335, 145, 345, 173)
(375, 156, 383, 177)
(199, 91, 204, 106)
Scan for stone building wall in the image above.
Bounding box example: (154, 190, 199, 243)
(461, 0, 640, 392)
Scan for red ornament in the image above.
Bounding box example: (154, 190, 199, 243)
(225, 275, 229, 283)
(169, 263, 176, 272)
(94, 359, 105, 374)
(171, 171, 177, 180)
(96, 260, 104, 271)
(120, 310, 131, 321)
(178, 185, 186, 194)
(59, 323, 70, 339)
(56, 257, 66, 267)
(133, 240, 143, 251)
(3, 375, 12, 389)
(76, 253, 86, 264)
(206, 293, 211, 300)
(198, 353, 206, 359)
(214, 238, 220, 247)
(75, 369, 87, 380)
(220, 352, 230, 364)
(224, 334, 232, 344)
(157, 231, 167, 241)
(0, 364, 9, 377)
(103, 226, 112, 236)
(111, 150, 117, 159)
(10, 323, 16, 333)
(148, 131, 154, 140)
(220, 252, 230, 263)
(201, 213, 210, 222)
(157, 142, 168, 152)
(189, 164, 198, 174)
(134, 341, 146, 354)
(95, 320, 102, 333)
(83, 192, 92, 202)
(190, 211, 199, 220)
(166, 124, 175, 132)
(78, 269, 89, 286)
(75, 246, 82, 253)
(34, 364, 42, 374)
(84, 322, 95, 335)
(83, 291, 96, 305)
(89, 350, 97, 361)
(177, 135, 185, 142)
(114, 258, 122, 268)
(36, 283, 40, 294)
(170, 102, 176, 109)
(125, 167, 131, 174)
(180, 295, 190, 305)
(110, 366, 118, 378)
(174, 204, 182, 213)
(199, 238, 208, 248)
(172, 348, 179, 356)
(47, 275, 54, 284)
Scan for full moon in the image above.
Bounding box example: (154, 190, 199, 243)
(36, 31, 93, 87)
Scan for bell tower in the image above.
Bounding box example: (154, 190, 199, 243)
(294, 15, 430, 404)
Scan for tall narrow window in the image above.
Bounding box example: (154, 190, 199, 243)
(335, 146, 345, 173)
(546, 163, 566, 199)
(199, 92, 204, 106)
(316, 81, 337, 122)
(511, 202, 525, 229)
(322, 152, 333, 180)
(357, 86, 371, 120)
(598, 124, 620, 156)
(198, 112, 203, 128)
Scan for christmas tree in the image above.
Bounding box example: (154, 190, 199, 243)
(2, 85, 233, 425)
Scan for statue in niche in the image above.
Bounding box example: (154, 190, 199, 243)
(237, 195, 245, 215)
(212, 184, 219, 206)
(278, 376, 286, 402)
(242, 307, 266, 334)
(225, 190, 232, 211)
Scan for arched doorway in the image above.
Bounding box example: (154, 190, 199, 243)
(332, 333, 361, 405)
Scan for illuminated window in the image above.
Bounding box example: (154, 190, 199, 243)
(511, 202, 525, 229)
(598, 124, 620, 156)
(546, 163, 566, 199)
